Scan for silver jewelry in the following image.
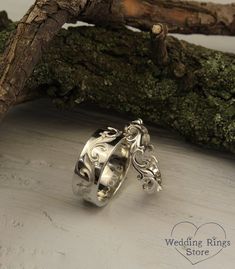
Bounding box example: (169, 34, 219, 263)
(72, 119, 162, 207)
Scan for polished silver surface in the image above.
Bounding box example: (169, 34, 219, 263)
(73, 119, 162, 206)
(124, 119, 162, 193)
(73, 127, 131, 206)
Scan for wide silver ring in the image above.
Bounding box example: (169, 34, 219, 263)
(72, 119, 162, 207)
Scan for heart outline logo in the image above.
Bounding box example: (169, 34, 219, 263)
(170, 221, 227, 265)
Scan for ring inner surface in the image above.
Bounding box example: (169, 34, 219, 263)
(97, 141, 130, 202)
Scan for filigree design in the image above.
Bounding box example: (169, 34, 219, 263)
(88, 127, 121, 164)
(100, 127, 122, 139)
(124, 119, 162, 193)
(76, 127, 121, 187)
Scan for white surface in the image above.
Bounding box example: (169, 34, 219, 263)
(0, 0, 235, 53)
(0, 100, 235, 269)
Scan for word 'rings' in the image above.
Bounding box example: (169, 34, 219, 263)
(72, 119, 162, 207)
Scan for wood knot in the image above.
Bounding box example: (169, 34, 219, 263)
(173, 62, 186, 78)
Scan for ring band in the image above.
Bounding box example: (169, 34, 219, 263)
(72, 119, 162, 207)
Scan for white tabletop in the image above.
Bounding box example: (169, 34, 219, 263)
(0, 100, 234, 269)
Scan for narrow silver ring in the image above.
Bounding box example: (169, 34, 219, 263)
(72, 119, 162, 207)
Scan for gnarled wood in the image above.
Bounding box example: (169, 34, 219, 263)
(0, 0, 70, 121)
(1, 24, 234, 152)
(1, 0, 235, 121)
(77, 0, 235, 35)
(0, 0, 96, 121)
(122, 0, 235, 35)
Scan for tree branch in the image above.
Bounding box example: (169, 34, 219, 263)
(1, 23, 234, 152)
(150, 23, 168, 66)
(79, 0, 235, 35)
(0, 0, 95, 121)
(124, 0, 235, 35)
(1, 0, 235, 121)
(0, 0, 70, 120)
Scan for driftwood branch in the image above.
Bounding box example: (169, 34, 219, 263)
(1, 22, 234, 153)
(0, 0, 98, 120)
(123, 0, 235, 35)
(80, 0, 235, 35)
(1, 0, 235, 121)
(0, 0, 234, 153)
(0, 1, 68, 120)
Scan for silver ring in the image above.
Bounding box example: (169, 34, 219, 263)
(72, 119, 162, 207)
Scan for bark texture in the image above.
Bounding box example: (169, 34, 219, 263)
(1, 0, 235, 120)
(0, 1, 70, 120)
(124, 0, 235, 35)
(80, 0, 235, 35)
(0, 0, 96, 120)
(150, 24, 168, 66)
(1, 23, 234, 153)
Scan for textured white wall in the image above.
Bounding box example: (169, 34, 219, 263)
(0, 0, 235, 53)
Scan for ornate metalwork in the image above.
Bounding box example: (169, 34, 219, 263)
(74, 127, 121, 195)
(124, 119, 162, 193)
(73, 119, 163, 206)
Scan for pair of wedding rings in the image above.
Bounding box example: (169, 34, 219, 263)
(72, 119, 162, 207)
